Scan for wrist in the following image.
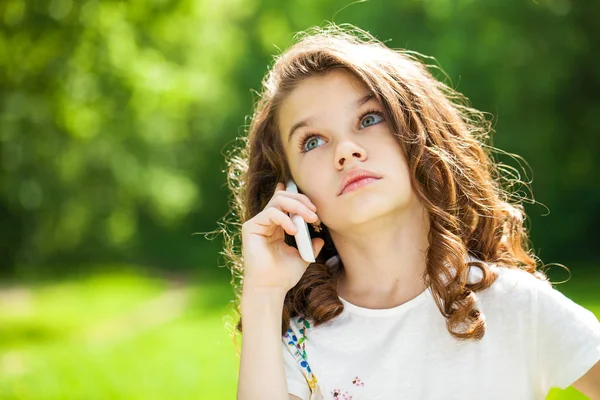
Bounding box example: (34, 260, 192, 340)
(242, 281, 288, 298)
(241, 284, 287, 313)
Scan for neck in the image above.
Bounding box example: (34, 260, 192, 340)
(329, 198, 430, 309)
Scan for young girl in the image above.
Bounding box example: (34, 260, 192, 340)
(227, 25, 600, 399)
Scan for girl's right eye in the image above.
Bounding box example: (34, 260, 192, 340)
(299, 134, 325, 153)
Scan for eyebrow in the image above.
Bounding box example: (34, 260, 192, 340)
(287, 93, 376, 144)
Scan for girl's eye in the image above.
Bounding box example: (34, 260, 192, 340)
(359, 112, 384, 129)
(300, 135, 325, 153)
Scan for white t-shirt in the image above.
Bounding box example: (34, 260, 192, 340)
(282, 264, 600, 400)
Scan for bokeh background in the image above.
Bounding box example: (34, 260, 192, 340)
(0, 0, 598, 399)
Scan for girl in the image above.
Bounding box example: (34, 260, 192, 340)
(227, 25, 600, 399)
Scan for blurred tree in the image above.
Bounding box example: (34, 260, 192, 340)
(0, 0, 598, 277)
(0, 0, 249, 275)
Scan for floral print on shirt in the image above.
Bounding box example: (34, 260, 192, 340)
(284, 318, 367, 399)
(352, 376, 364, 387)
(283, 317, 320, 391)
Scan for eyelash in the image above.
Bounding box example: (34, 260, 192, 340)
(297, 109, 385, 154)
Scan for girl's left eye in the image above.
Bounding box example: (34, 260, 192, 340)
(359, 111, 384, 129)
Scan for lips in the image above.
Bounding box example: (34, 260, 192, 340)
(338, 169, 382, 195)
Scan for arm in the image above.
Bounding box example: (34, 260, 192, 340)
(237, 181, 323, 400)
(237, 285, 290, 400)
(572, 360, 600, 400)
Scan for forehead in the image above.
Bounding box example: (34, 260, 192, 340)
(277, 70, 370, 134)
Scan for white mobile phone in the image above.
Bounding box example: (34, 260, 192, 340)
(285, 180, 315, 263)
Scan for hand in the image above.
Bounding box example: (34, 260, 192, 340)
(241, 182, 325, 294)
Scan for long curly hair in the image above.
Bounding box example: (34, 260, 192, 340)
(222, 24, 549, 343)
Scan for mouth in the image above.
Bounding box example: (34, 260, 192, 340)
(338, 171, 381, 196)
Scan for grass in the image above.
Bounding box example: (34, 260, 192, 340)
(0, 265, 597, 399)
(0, 269, 239, 399)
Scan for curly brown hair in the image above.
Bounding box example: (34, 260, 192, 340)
(222, 24, 549, 343)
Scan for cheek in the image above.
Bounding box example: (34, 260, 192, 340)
(382, 138, 409, 174)
(294, 161, 331, 210)
(378, 139, 414, 194)
(393, 154, 413, 194)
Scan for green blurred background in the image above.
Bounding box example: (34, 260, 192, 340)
(0, 0, 598, 399)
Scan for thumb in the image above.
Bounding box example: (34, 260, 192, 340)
(311, 237, 325, 258)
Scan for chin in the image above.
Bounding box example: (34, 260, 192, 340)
(333, 201, 407, 229)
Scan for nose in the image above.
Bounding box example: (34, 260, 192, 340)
(335, 139, 367, 169)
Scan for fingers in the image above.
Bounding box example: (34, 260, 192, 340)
(249, 207, 298, 236)
(273, 182, 317, 213)
(271, 195, 318, 223)
(244, 182, 319, 239)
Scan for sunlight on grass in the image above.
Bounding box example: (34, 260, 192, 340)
(0, 267, 596, 399)
(0, 269, 238, 399)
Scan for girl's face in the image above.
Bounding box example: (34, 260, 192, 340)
(278, 70, 418, 231)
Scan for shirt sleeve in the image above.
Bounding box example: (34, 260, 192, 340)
(534, 279, 600, 393)
(282, 340, 311, 400)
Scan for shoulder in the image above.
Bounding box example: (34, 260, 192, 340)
(475, 262, 550, 304)
(476, 262, 599, 333)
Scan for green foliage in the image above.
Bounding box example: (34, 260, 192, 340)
(0, 0, 598, 275)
